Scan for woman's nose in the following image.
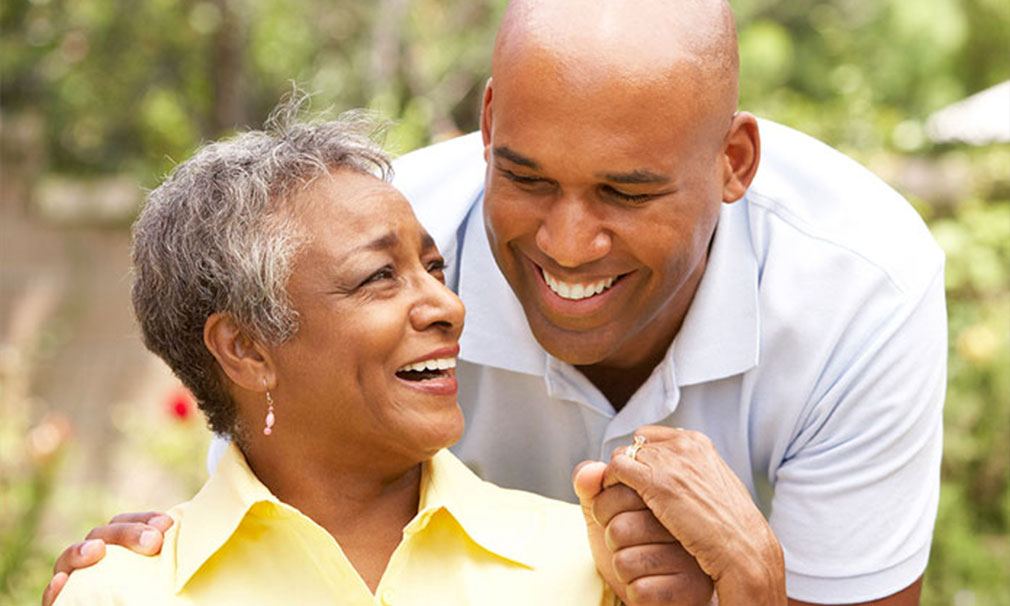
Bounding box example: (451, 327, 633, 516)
(409, 272, 466, 335)
(535, 196, 611, 267)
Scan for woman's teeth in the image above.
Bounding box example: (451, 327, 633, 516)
(398, 357, 456, 373)
(396, 357, 456, 380)
(542, 269, 617, 300)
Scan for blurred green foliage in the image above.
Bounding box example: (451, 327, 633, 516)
(2, 1, 1008, 605)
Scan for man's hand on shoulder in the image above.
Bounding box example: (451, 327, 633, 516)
(42, 512, 173, 606)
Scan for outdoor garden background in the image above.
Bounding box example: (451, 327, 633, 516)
(1, 1, 1007, 604)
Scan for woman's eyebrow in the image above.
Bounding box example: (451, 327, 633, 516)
(340, 231, 400, 261)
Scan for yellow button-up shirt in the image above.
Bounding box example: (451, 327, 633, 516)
(56, 444, 609, 605)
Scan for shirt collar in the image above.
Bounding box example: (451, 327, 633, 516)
(672, 198, 761, 385)
(414, 449, 537, 569)
(174, 445, 538, 593)
(457, 194, 760, 386)
(174, 443, 283, 593)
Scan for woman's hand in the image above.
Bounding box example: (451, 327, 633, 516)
(41, 512, 174, 606)
(603, 426, 787, 606)
(574, 462, 715, 606)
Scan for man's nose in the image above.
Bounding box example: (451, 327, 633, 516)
(409, 272, 466, 336)
(535, 195, 611, 267)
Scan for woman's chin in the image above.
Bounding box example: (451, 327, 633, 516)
(413, 406, 465, 456)
(431, 407, 466, 450)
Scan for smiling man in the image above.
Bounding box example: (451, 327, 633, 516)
(396, 0, 944, 603)
(46, 1, 945, 605)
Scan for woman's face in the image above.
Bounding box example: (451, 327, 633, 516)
(265, 169, 465, 468)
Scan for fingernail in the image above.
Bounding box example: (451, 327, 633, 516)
(139, 530, 159, 551)
(81, 539, 103, 557)
(149, 514, 172, 528)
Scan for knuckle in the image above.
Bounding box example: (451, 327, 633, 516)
(606, 512, 638, 546)
(611, 548, 639, 580)
(684, 429, 713, 451)
(609, 446, 627, 462)
(109, 511, 151, 524)
(84, 525, 104, 540)
(628, 577, 678, 606)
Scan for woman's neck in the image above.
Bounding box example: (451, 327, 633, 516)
(242, 440, 423, 594)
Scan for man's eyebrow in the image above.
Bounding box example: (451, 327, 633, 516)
(596, 169, 671, 185)
(420, 232, 436, 251)
(493, 146, 540, 170)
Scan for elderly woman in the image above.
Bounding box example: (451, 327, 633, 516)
(53, 102, 609, 605)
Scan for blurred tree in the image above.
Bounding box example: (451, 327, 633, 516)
(0, 1, 1007, 604)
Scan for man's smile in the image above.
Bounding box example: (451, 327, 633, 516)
(541, 267, 618, 300)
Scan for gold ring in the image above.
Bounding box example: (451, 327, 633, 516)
(625, 435, 646, 461)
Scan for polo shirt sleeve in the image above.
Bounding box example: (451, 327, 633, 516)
(769, 266, 946, 603)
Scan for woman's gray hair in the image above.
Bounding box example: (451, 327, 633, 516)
(131, 94, 391, 439)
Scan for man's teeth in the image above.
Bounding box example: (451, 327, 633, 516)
(542, 269, 616, 301)
(397, 357, 456, 373)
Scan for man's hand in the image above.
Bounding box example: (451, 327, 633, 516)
(41, 512, 173, 606)
(574, 461, 715, 606)
(604, 426, 787, 606)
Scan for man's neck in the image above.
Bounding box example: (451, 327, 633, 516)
(577, 357, 664, 411)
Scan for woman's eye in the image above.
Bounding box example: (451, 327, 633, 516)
(427, 258, 447, 281)
(361, 267, 395, 286)
(427, 258, 446, 273)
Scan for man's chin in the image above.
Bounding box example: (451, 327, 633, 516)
(528, 319, 617, 367)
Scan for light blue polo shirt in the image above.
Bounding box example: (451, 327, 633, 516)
(391, 119, 947, 603)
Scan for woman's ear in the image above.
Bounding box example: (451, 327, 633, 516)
(204, 312, 275, 392)
(721, 111, 761, 203)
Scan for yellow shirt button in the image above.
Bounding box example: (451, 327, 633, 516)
(381, 588, 395, 605)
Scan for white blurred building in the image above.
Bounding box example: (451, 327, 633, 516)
(926, 80, 1010, 146)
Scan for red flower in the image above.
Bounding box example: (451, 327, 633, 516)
(167, 390, 194, 421)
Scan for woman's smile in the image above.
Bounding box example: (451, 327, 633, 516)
(394, 345, 460, 396)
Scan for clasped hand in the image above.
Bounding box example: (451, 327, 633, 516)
(573, 426, 786, 606)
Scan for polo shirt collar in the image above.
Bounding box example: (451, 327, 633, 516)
(457, 194, 760, 387)
(672, 198, 760, 386)
(174, 445, 538, 593)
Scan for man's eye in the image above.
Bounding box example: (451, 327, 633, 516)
(601, 185, 655, 204)
(502, 169, 547, 186)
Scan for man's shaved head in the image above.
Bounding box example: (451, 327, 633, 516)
(493, 0, 740, 131)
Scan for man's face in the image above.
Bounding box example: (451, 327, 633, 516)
(480, 57, 731, 370)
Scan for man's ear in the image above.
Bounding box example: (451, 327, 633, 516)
(480, 77, 494, 157)
(204, 312, 275, 392)
(721, 111, 761, 203)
